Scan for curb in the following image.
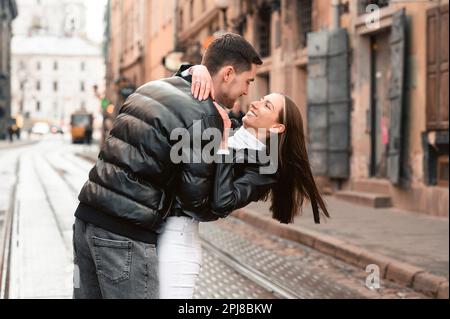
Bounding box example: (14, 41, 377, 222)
(233, 208, 449, 299)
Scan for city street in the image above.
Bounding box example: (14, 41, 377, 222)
(0, 0, 448, 303)
(0, 136, 429, 299)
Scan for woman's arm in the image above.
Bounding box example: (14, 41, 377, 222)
(209, 100, 273, 218)
(212, 158, 276, 218)
(210, 101, 275, 218)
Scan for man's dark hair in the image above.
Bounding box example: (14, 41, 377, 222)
(202, 33, 263, 75)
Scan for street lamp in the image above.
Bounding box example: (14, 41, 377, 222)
(215, 0, 229, 31)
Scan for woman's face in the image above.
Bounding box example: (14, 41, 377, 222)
(243, 93, 286, 135)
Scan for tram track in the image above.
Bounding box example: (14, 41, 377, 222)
(32, 158, 72, 252)
(201, 238, 299, 299)
(0, 158, 20, 299)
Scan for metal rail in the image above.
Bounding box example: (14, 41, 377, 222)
(0, 159, 20, 299)
(201, 239, 303, 299)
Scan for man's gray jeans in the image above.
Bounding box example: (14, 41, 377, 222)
(73, 218, 159, 299)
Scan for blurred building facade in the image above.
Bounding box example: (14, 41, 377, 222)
(105, 0, 449, 217)
(12, 0, 87, 38)
(10, 0, 105, 129)
(104, 0, 176, 115)
(145, 0, 176, 81)
(104, 0, 145, 123)
(0, 0, 18, 140)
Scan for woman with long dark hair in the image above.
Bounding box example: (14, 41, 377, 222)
(212, 92, 329, 225)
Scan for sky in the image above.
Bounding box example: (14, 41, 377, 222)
(85, 0, 108, 43)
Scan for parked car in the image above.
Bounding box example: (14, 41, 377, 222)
(31, 122, 50, 135)
(50, 125, 64, 135)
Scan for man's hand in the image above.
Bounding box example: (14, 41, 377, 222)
(191, 65, 215, 101)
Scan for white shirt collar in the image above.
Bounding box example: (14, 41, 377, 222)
(228, 126, 266, 151)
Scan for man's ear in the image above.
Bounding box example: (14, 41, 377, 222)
(223, 66, 235, 82)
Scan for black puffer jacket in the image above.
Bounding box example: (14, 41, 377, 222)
(75, 68, 224, 244)
(212, 150, 277, 217)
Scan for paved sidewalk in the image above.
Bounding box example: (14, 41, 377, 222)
(0, 138, 38, 150)
(235, 198, 449, 298)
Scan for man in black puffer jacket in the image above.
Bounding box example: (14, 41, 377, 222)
(73, 34, 262, 299)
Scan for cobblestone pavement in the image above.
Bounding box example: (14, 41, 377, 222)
(194, 251, 276, 299)
(197, 218, 429, 299)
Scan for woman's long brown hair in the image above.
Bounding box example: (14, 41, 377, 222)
(267, 95, 330, 224)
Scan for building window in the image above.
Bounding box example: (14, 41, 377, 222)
(179, 9, 184, 32)
(81, 61, 85, 71)
(0, 36, 3, 73)
(358, 0, 390, 15)
(30, 15, 42, 34)
(53, 101, 58, 117)
(190, 0, 194, 21)
(297, 0, 313, 48)
(151, 0, 159, 36)
(422, 131, 449, 186)
(36, 101, 41, 112)
(208, 19, 219, 35)
(257, 73, 270, 98)
(53, 81, 58, 92)
(53, 61, 58, 71)
(163, 1, 171, 25)
(80, 81, 85, 92)
(20, 81, 25, 90)
(257, 4, 272, 58)
(36, 80, 41, 91)
(36, 61, 41, 70)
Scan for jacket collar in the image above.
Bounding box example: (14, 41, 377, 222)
(175, 64, 193, 83)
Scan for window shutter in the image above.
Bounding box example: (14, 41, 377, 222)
(327, 29, 351, 179)
(387, 10, 406, 185)
(438, 5, 449, 129)
(307, 31, 329, 176)
(307, 29, 350, 179)
(426, 7, 439, 130)
(427, 4, 449, 131)
(258, 5, 272, 58)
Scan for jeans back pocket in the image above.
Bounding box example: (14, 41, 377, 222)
(93, 236, 132, 283)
